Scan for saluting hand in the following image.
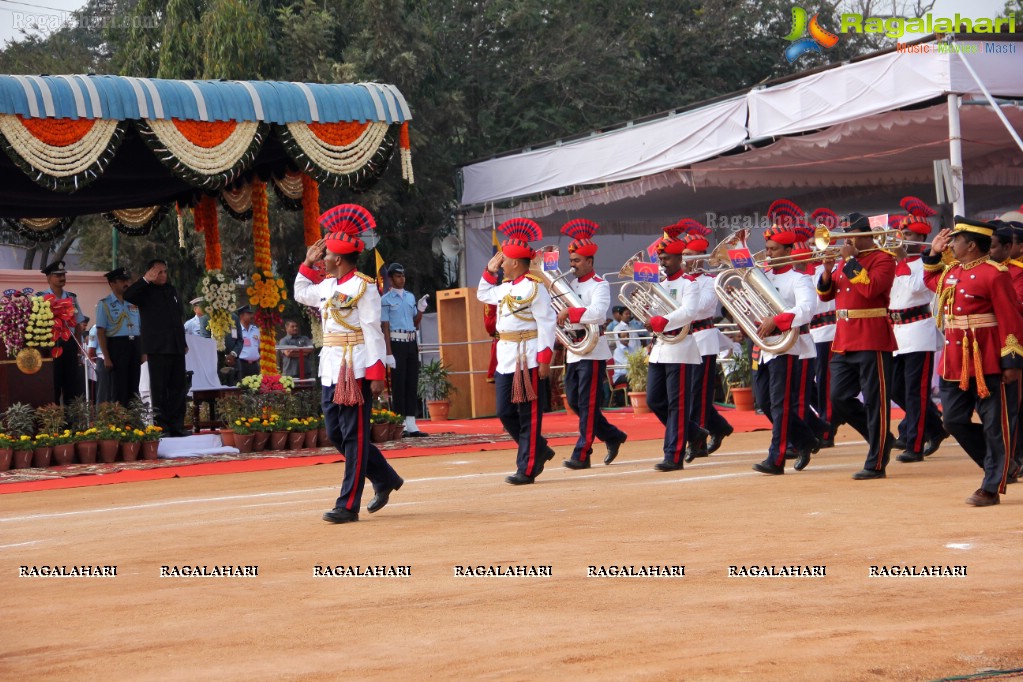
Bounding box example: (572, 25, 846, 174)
(930, 229, 953, 257)
(486, 252, 505, 274)
(304, 239, 326, 267)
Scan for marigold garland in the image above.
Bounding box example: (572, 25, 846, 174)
(170, 119, 238, 149)
(399, 121, 414, 184)
(247, 271, 287, 311)
(306, 121, 370, 147)
(249, 180, 277, 373)
(17, 116, 96, 147)
(301, 173, 320, 246)
(193, 195, 222, 270)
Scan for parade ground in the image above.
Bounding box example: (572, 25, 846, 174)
(3, 415, 1023, 681)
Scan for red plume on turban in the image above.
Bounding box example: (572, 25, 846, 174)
(499, 218, 543, 259)
(320, 204, 376, 254)
(810, 208, 839, 229)
(899, 196, 935, 235)
(561, 218, 599, 256)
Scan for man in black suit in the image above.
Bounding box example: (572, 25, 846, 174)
(124, 259, 189, 437)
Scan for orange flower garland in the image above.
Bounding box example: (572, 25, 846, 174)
(194, 195, 222, 271)
(399, 121, 414, 184)
(301, 174, 320, 246)
(170, 119, 238, 148)
(250, 179, 277, 374)
(307, 121, 369, 147)
(16, 116, 96, 147)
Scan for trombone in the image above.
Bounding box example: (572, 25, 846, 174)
(813, 226, 903, 252)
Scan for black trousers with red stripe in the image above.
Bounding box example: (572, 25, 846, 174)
(565, 359, 626, 463)
(799, 357, 830, 440)
(691, 354, 732, 437)
(322, 381, 403, 513)
(940, 375, 1017, 494)
(646, 362, 695, 466)
(891, 351, 944, 454)
(495, 368, 550, 477)
(813, 341, 836, 439)
(754, 355, 818, 466)
(830, 350, 893, 471)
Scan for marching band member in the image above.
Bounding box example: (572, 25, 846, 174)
(557, 219, 629, 469)
(750, 206, 819, 475)
(889, 197, 947, 463)
(645, 227, 707, 471)
(676, 220, 734, 463)
(924, 218, 1023, 506)
(295, 204, 405, 524)
(807, 209, 840, 448)
(817, 212, 897, 480)
(478, 219, 558, 485)
(789, 238, 832, 452)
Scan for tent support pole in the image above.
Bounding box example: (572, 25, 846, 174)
(956, 50, 1023, 154)
(947, 94, 965, 217)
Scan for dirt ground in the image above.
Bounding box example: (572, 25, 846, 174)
(2, 427, 1023, 681)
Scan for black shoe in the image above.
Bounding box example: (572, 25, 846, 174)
(753, 460, 784, 475)
(705, 426, 734, 455)
(818, 438, 835, 449)
(689, 427, 710, 449)
(654, 461, 683, 472)
(922, 431, 948, 457)
(367, 477, 404, 513)
(896, 451, 924, 463)
(543, 447, 556, 462)
(604, 434, 627, 465)
(793, 449, 811, 471)
(563, 459, 590, 470)
(852, 468, 886, 480)
(892, 437, 907, 450)
(322, 507, 359, 523)
(505, 473, 535, 485)
(403, 430, 430, 438)
(684, 446, 709, 463)
(167, 429, 189, 438)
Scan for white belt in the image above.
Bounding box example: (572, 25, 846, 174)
(390, 330, 417, 342)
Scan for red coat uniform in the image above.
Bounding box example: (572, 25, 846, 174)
(816, 250, 897, 353)
(923, 256, 1023, 385)
(1005, 259, 1023, 312)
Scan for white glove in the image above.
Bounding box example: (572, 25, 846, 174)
(417, 294, 430, 312)
(384, 354, 396, 368)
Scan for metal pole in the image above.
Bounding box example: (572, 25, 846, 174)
(947, 93, 966, 217)
(955, 45, 1023, 154)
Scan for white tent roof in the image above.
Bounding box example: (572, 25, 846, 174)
(459, 37, 1023, 209)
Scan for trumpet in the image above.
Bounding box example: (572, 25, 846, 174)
(813, 226, 904, 252)
(617, 252, 688, 344)
(529, 245, 601, 355)
(752, 247, 842, 269)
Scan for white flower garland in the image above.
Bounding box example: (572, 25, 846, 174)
(0, 114, 120, 178)
(146, 120, 259, 175)
(199, 271, 237, 351)
(284, 121, 389, 176)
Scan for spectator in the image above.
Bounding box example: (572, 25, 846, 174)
(277, 318, 313, 379)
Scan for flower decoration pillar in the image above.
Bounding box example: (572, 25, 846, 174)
(250, 180, 281, 375)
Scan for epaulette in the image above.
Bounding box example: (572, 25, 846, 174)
(355, 272, 376, 283)
(1007, 259, 1023, 270)
(984, 259, 1008, 272)
(525, 273, 543, 283)
(878, 249, 898, 258)
(592, 275, 604, 282)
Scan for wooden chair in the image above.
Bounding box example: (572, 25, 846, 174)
(607, 368, 628, 408)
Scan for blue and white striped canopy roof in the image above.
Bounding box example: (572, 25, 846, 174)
(0, 75, 411, 124)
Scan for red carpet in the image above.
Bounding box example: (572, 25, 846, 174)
(0, 404, 904, 495)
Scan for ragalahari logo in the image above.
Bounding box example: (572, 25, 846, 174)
(783, 7, 840, 62)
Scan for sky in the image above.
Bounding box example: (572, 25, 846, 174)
(0, 0, 1016, 54)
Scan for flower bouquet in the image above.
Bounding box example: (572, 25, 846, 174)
(0, 290, 34, 356)
(199, 270, 237, 351)
(247, 271, 287, 312)
(238, 373, 295, 393)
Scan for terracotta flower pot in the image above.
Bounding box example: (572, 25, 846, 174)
(99, 439, 120, 463)
(370, 423, 390, 443)
(628, 391, 650, 414)
(76, 441, 98, 464)
(426, 400, 450, 421)
(318, 426, 328, 446)
(0, 447, 12, 472)
(120, 441, 141, 462)
(220, 429, 236, 447)
(389, 423, 405, 441)
(141, 440, 160, 460)
(234, 433, 254, 454)
(304, 430, 319, 448)
(52, 443, 75, 466)
(253, 431, 270, 452)
(270, 431, 289, 451)
(13, 449, 33, 469)
(730, 386, 755, 412)
(32, 446, 52, 468)
(288, 431, 305, 450)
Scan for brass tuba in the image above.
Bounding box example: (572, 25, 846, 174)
(617, 252, 688, 344)
(529, 246, 601, 355)
(712, 230, 800, 355)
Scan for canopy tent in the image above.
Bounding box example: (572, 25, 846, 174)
(0, 75, 413, 234)
(457, 35, 1023, 281)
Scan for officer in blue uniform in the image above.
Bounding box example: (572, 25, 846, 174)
(95, 268, 143, 407)
(40, 260, 85, 405)
(380, 263, 430, 436)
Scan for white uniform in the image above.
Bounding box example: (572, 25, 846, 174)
(890, 256, 942, 355)
(691, 272, 727, 356)
(810, 268, 837, 345)
(294, 269, 385, 383)
(477, 273, 557, 373)
(759, 268, 816, 365)
(648, 271, 703, 366)
(565, 273, 612, 363)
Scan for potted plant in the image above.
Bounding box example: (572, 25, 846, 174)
(304, 415, 322, 448)
(31, 432, 54, 467)
(0, 432, 13, 471)
(50, 429, 76, 466)
(285, 417, 307, 450)
(624, 347, 651, 414)
(418, 359, 455, 421)
(216, 392, 247, 447)
(230, 417, 256, 454)
(120, 427, 145, 462)
(96, 402, 131, 462)
(4, 402, 37, 468)
(725, 341, 755, 411)
(141, 425, 163, 460)
(370, 408, 400, 443)
(75, 427, 99, 464)
(35, 403, 68, 466)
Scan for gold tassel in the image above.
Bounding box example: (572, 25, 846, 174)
(973, 339, 990, 398)
(959, 334, 970, 392)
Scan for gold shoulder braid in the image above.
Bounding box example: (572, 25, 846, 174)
(324, 279, 368, 331)
(933, 265, 956, 331)
(499, 280, 539, 322)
